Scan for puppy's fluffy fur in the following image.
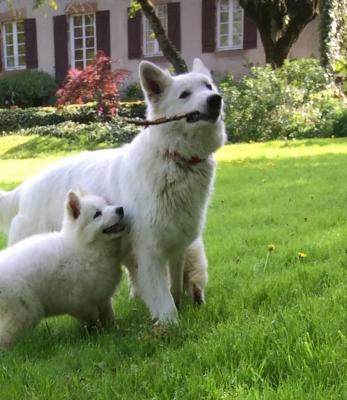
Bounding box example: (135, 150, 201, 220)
(0, 59, 226, 324)
(0, 192, 126, 348)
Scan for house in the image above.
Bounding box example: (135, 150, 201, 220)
(0, 0, 320, 84)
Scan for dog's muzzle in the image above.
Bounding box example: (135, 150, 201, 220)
(207, 94, 222, 114)
(186, 94, 222, 124)
(102, 222, 126, 234)
(103, 208, 126, 234)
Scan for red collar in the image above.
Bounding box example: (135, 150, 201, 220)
(165, 150, 206, 166)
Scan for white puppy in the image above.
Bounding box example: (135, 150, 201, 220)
(0, 191, 126, 348)
(0, 59, 226, 324)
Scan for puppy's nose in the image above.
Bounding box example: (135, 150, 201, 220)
(115, 207, 124, 218)
(207, 94, 222, 112)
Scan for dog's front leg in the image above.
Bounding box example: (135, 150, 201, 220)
(169, 252, 184, 309)
(136, 251, 178, 324)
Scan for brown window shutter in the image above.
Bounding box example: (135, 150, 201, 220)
(202, 0, 216, 53)
(168, 2, 181, 51)
(243, 14, 257, 50)
(96, 10, 111, 56)
(0, 43, 3, 72)
(127, 8, 142, 60)
(24, 18, 38, 69)
(53, 15, 69, 84)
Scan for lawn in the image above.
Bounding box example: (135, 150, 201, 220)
(0, 135, 347, 399)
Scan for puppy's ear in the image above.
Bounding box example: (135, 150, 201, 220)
(192, 58, 211, 79)
(66, 191, 81, 220)
(139, 61, 173, 99)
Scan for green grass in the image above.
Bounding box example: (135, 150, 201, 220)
(0, 135, 347, 399)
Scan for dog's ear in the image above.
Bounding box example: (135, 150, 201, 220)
(139, 61, 172, 98)
(75, 185, 88, 197)
(192, 58, 211, 79)
(66, 191, 81, 220)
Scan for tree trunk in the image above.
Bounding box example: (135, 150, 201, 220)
(137, 0, 188, 74)
(259, 30, 291, 68)
(239, 0, 320, 68)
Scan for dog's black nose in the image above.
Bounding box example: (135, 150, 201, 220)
(115, 207, 124, 218)
(207, 94, 222, 112)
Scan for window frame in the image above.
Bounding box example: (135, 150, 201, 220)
(216, 0, 244, 51)
(143, 4, 168, 57)
(2, 20, 26, 71)
(69, 13, 96, 69)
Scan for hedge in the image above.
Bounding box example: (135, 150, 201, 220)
(0, 119, 140, 146)
(0, 101, 146, 133)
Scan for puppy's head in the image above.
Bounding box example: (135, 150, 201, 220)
(139, 58, 226, 154)
(63, 191, 127, 244)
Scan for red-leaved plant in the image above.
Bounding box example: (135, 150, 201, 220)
(56, 51, 128, 118)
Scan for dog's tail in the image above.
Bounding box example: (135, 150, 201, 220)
(0, 187, 20, 233)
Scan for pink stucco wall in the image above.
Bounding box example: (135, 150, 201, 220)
(0, 0, 320, 82)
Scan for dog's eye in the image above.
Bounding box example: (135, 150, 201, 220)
(206, 83, 213, 90)
(93, 210, 102, 219)
(179, 90, 191, 99)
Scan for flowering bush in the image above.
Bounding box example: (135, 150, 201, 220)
(56, 51, 128, 118)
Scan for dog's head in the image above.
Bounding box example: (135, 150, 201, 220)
(139, 58, 226, 156)
(63, 191, 127, 244)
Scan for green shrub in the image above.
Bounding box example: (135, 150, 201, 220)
(0, 119, 139, 146)
(121, 83, 144, 101)
(331, 105, 347, 136)
(118, 101, 146, 119)
(220, 58, 347, 142)
(0, 70, 57, 107)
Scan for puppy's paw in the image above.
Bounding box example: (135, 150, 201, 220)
(174, 298, 181, 310)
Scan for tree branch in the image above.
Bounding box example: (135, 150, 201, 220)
(136, 0, 188, 74)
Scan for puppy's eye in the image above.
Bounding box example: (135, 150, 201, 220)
(206, 83, 213, 90)
(93, 210, 102, 219)
(179, 90, 191, 99)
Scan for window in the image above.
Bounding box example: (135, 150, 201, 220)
(143, 4, 167, 57)
(217, 0, 243, 50)
(2, 20, 26, 70)
(69, 14, 96, 69)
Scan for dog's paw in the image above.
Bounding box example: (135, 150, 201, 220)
(83, 321, 102, 335)
(156, 316, 179, 327)
(153, 317, 179, 339)
(191, 285, 205, 306)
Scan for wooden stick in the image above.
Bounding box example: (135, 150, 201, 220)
(124, 111, 201, 126)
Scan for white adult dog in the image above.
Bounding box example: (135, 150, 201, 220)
(0, 191, 126, 348)
(0, 59, 226, 324)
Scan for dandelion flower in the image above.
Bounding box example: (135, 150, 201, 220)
(298, 251, 307, 259)
(268, 244, 275, 252)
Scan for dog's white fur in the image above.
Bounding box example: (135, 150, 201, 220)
(0, 191, 126, 348)
(0, 59, 226, 323)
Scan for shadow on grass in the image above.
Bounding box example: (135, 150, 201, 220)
(1, 136, 105, 160)
(11, 295, 194, 362)
(219, 148, 347, 169)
